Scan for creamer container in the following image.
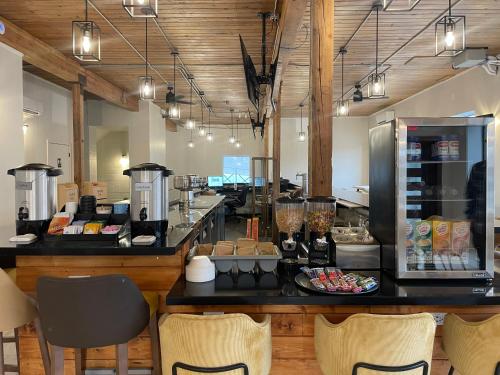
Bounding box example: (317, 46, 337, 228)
(407, 136, 422, 161)
(448, 135, 460, 161)
(432, 136, 449, 161)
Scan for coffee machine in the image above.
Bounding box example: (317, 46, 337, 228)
(275, 197, 305, 262)
(306, 197, 337, 266)
(123, 163, 173, 239)
(8, 163, 62, 236)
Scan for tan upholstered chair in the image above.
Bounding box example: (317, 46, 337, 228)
(159, 313, 272, 375)
(315, 313, 436, 375)
(0, 268, 50, 375)
(442, 314, 500, 375)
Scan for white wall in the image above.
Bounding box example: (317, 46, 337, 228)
(0, 43, 24, 227)
(23, 72, 73, 181)
(370, 66, 500, 215)
(278, 116, 370, 190)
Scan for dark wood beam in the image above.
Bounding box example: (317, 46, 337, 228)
(308, 0, 333, 196)
(72, 83, 85, 189)
(0, 16, 138, 112)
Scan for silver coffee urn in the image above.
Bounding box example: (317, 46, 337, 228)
(7, 163, 62, 236)
(123, 163, 173, 239)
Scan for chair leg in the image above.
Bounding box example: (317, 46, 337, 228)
(0, 332, 5, 375)
(116, 343, 128, 375)
(149, 313, 162, 375)
(14, 328, 20, 370)
(50, 345, 64, 375)
(448, 366, 454, 375)
(34, 316, 51, 375)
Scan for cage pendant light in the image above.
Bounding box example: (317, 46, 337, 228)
(185, 77, 196, 129)
(336, 48, 349, 117)
(188, 130, 194, 148)
(368, 6, 386, 99)
(229, 109, 236, 144)
(167, 52, 180, 119)
(435, 0, 466, 57)
(139, 19, 155, 100)
(235, 119, 241, 148)
(383, 0, 422, 12)
(198, 96, 206, 137)
(298, 104, 306, 142)
(72, 0, 101, 62)
(122, 0, 158, 18)
(206, 106, 214, 141)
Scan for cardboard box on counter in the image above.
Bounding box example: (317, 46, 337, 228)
(82, 181, 108, 200)
(57, 183, 79, 211)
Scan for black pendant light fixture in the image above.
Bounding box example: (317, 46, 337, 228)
(368, 5, 386, 99)
(298, 104, 306, 142)
(383, 0, 421, 12)
(139, 18, 155, 100)
(72, 0, 101, 62)
(123, 0, 158, 18)
(336, 47, 349, 117)
(235, 119, 241, 148)
(206, 105, 214, 142)
(435, 0, 466, 56)
(167, 51, 180, 119)
(198, 93, 206, 136)
(228, 109, 236, 144)
(185, 76, 196, 130)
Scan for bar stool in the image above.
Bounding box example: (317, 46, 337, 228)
(158, 313, 272, 374)
(0, 268, 50, 375)
(314, 313, 436, 375)
(442, 314, 500, 375)
(37, 274, 158, 375)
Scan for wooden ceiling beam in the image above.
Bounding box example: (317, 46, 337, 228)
(265, 0, 308, 117)
(0, 16, 139, 112)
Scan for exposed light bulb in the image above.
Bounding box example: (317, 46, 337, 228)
(339, 104, 347, 116)
(198, 126, 206, 136)
(143, 82, 151, 96)
(188, 140, 194, 148)
(206, 132, 214, 141)
(445, 30, 455, 47)
(373, 80, 381, 94)
(137, 0, 145, 4)
(169, 106, 179, 118)
(120, 154, 129, 168)
(185, 119, 195, 130)
(229, 135, 236, 144)
(235, 140, 241, 148)
(298, 132, 306, 142)
(23, 123, 29, 135)
(82, 31, 91, 53)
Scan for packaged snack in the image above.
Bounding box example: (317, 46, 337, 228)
(406, 219, 417, 264)
(300, 266, 316, 279)
(432, 136, 449, 161)
(63, 225, 83, 235)
(48, 213, 73, 235)
(83, 222, 103, 234)
(101, 225, 122, 235)
(451, 221, 471, 254)
(433, 220, 451, 252)
(414, 220, 433, 263)
(310, 278, 326, 291)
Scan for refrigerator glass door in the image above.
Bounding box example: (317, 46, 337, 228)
(398, 118, 495, 278)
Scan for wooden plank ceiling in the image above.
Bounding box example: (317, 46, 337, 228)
(1, 0, 500, 124)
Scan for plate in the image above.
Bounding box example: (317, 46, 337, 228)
(294, 273, 379, 295)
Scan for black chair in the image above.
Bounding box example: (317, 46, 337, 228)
(224, 186, 249, 221)
(37, 275, 152, 375)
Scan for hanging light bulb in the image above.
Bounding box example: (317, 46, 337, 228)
(198, 126, 206, 136)
(139, 19, 155, 100)
(72, 0, 101, 61)
(122, 0, 158, 18)
(198, 93, 206, 137)
(167, 51, 181, 119)
(207, 132, 214, 141)
(336, 47, 350, 117)
(185, 77, 196, 129)
(235, 140, 241, 148)
(234, 119, 241, 148)
(229, 108, 236, 144)
(435, 0, 465, 56)
(368, 6, 386, 99)
(206, 105, 213, 141)
(298, 103, 306, 142)
(188, 130, 194, 148)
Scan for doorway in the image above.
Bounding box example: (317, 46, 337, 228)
(47, 141, 72, 183)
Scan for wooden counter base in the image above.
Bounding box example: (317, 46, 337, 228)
(165, 304, 500, 375)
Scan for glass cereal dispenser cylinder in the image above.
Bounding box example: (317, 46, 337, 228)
(275, 197, 305, 251)
(306, 197, 337, 239)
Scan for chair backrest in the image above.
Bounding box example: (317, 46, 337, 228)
(37, 274, 149, 348)
(315, 313, 436, 375)
(159, 313, 272, 375)
(443, 314, 500, 375)
(0, 269, 37, 332)
(238, 187, 249, 206)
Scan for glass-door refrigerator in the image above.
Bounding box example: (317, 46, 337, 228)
(369, 117, 495, 279)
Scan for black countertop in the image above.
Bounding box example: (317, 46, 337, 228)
(166, 265, 500, 306)
(0, 196, 224, 257)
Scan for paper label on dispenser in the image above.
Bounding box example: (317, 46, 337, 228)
(135, 182, 152, 191)
(16, 181, 32, 190)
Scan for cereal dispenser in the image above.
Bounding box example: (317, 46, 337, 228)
(306, 197, 337, 266)
(275, 197, 305, 261)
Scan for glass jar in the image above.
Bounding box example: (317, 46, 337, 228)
(306, 197, 337, 238)
(275, 197, 305, 240)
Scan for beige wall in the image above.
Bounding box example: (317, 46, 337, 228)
(370, 66, 500, 215)
(0, 43, 24, 228)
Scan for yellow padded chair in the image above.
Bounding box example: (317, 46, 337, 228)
(442, 314, 500, 375)
(315, 313, 436, 375)
(159, 313, 272, 375)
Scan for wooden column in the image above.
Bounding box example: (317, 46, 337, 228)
(272, 92, 281, 243)
(308, 0, 334, 197)
(72, 83, 85, 189)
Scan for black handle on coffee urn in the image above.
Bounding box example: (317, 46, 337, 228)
(139, 207, 147, 221)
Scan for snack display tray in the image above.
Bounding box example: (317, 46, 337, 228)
(189, 245, 283, 273)
(294, 273, 379, 296)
